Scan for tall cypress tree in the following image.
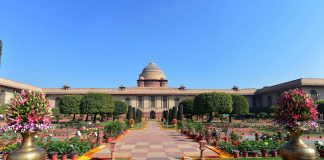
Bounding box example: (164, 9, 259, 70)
(132, 107, 136, 120)
(172, 106, 177, 120)
(177, 105, 183, 121)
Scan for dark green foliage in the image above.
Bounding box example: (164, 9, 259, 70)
(104, 121, 127, 137)
(132, 107, 136, 120)
(113, 100, 128, 117)
(51, 107, 61, 122)
(180, 98, 194, 116)
(162, 110, 168, 120)
(46, 137, 92, 157)
(250, 107, 271, 114)
(177, 105, 183, 120)
(59, 95, 82, 121)
(218, 140, 283, 154)
(231, 95, 249, 115)
(168, 109, 173, 123)
(0, 104, 7, 115)
(126, 106, 132, 120)
(316, 100, 324, 113)
(194, 92, 233, 115)
(135, 109, 142, 122)
(172, 106, 177, 120)
(80, 93, 114, 123)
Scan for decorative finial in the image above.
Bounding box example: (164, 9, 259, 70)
(151, 51, 155, 63)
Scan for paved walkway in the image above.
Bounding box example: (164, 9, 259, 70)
(93, 121, 218, 160)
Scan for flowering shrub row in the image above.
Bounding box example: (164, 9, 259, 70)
(218, 140, 283, 154)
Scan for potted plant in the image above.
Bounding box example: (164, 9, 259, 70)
(275, 89, 318, 160)
(71, 151, 78, 160)
(242, 150, 248, 158)
(129, 119, 135, 128)
(251, 150, 258, 157)
(233, 150, 239, 158)
(2, 90, 52, 160)
(50, 151, 58, 160)
(271, 149, 278, 157)
(172, 118, 178, 127)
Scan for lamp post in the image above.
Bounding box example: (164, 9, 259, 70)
(199, 140, 207, 160)
(110, 141, 116, 160)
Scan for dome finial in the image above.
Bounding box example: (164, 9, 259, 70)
(150, 51, 155, 63)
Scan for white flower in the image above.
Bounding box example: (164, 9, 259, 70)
(34, 135, 38, 138)
(77, 131, 82, 137)
(95, 132, 98, 137)
(88, 122, 92, 125)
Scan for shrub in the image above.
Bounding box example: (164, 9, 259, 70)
(172, 106, 177, 120)
(177, 105, 183, 120)
(179, 98, 194, 119)
(231, 95, 249, 115)
(80, 93, 114, 123)
(59, 95, 82, 121)
(113, 100, 128, 119)
(51, 107, 61, 123)
(104, 121, 127, 137)
(316, 100, 324, 114)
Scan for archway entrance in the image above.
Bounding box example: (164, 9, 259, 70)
(150, 110, 156, 119)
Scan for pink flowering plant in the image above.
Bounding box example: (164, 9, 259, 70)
(2, 90, 52, 133)
(275, 88, 318, 130)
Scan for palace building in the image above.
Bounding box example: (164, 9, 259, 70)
(1, 62, 324, 118)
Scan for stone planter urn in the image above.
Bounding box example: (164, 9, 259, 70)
(279, 129, 318, 160)
(8, 132, 46, 160)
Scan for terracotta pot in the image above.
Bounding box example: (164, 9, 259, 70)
(252, 151, 258, 157)
(320, 150, 324, 158)
(262, 149, 268, 157)
(271, 150, 277, 157)
(233, 151, 239, 158)
(61, 154, 67, 160)
(106, 137, 114, 143)
(242, 151, 248, 158)
(2, 153, 8, 160)
(51, 153, 58, 160)
(71, 153, 78, 160)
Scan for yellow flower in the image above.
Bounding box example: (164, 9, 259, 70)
(264, 142, 268, 145)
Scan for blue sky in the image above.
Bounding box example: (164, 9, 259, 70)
(1, 0, 324, 89)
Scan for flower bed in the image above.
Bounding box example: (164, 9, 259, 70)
(218, 140, 283, 156)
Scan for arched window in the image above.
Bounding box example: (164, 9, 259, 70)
(310, 90, 318, 101)
(174, 97, 180, 107)
(267, 96, 272, 107)
(125, 97, 131, 106)
(55, 97, 60, 108)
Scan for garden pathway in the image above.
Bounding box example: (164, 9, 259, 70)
(92, 120, 218, 160)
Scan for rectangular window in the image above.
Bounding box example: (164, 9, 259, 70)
(150, 96, 156, 108)
(138, 96, 143, 108)
(162, 96, 168, 108)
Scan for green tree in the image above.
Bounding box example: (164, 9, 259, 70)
(194, 92, 233, 122)
(132, 107, 136, 120)
(113, 100, 128, 120)
(80, 93, 114, 123)
(126, 106, 132, 120)
(177, 105, 183, 121)
(230, 95, 249, 122)
(179, 98, 194, 120)
(0, 104, 7, 115)
(172, 106, 177, 120)
(51, 107, 61, 123)
(316, 100, 324, 114)
(59, 95, 82, 121)
(231, 95, 249, 114)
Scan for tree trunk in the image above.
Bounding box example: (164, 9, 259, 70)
(86, 114, 89, 121)
(72, 114, 76, 122)
(93, 114, 97, 123)
(207, 112, 213, 123)
(229, 114, 232, 123)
